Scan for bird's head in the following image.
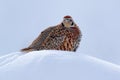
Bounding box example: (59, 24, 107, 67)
(62, 15, 75, 28)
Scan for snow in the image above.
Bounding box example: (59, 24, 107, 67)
(0, 1, 120, 79)
(0, 50, 120, 80)
(1, 1, 120, 65)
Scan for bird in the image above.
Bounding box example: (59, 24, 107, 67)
(21, 15, 82, 53)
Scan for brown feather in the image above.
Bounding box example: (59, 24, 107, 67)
(21, 16, 82, 53)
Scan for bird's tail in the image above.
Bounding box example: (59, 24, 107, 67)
(21, 47, 35, 53)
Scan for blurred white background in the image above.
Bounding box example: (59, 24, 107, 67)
(0, 0, 120, 64)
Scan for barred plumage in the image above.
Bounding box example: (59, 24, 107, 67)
(21, 15, 82, 53)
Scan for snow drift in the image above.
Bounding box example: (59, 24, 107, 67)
(0, 50, 120, 80)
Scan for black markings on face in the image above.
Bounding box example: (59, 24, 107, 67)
(71, 22, 74, 26)
(62, 23, 64, 26)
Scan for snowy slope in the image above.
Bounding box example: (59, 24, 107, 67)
(0, 50, 120, 80)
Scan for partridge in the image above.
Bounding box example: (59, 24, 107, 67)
(21, 15, 82, 52)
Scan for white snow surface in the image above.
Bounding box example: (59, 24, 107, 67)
(0, 50, 120, 80)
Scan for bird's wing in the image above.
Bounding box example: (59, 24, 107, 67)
(42, 34, 66, 49)
(28, 26, 55, 49)
(41, 26, 66, 49)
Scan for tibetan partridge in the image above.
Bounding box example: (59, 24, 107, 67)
(21, 15, 82, 52)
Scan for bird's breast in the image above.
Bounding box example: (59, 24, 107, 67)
(70, 27, 80, 38)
